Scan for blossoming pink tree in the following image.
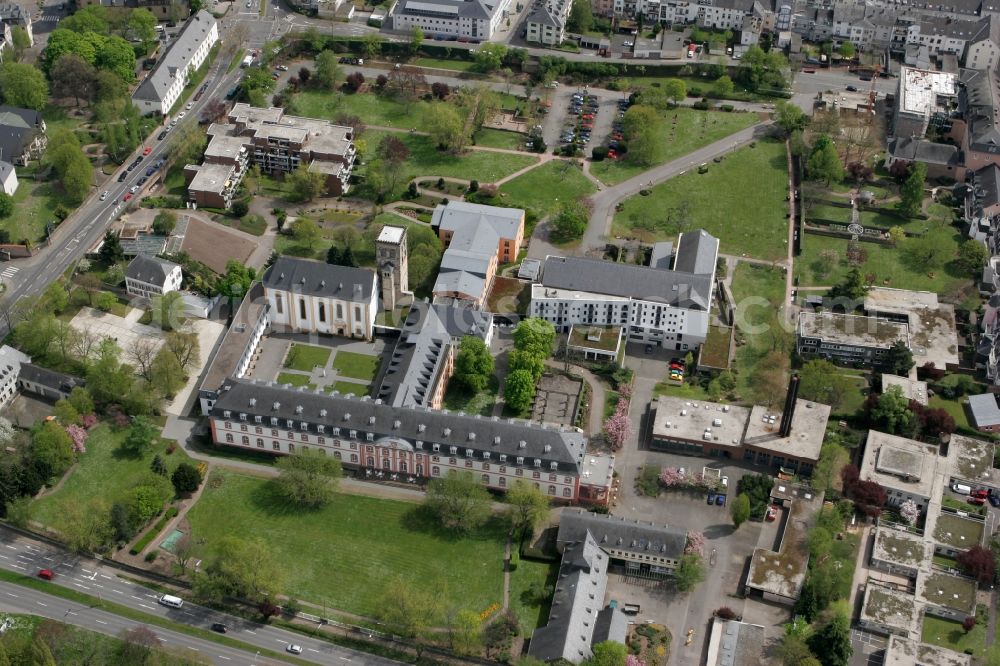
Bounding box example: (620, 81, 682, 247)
(685, 530, 705, 556)
(626, 655, 645, 666)
(603, 394, 632, 451)
(659, 467, 685, 487)
(899, 499, 919, 526)
(65, 424, 88, 454)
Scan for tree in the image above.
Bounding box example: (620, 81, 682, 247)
(798, 360, 855, 411)
(152, 210, 177, 236)
(774, 100, 808, 134)
(881, 340, 914, 376)
(198, 536, 283, 603)
(474, 43, 508, 72)
(9, 26, 29, 62)
(963, 616, 977, 633)
(313, 50, 342, 90)
(713, 74, 735, 97)
(829, 266, 867, 301)
(217, 260, 255, 300)
(504, 369, 536, 413)
(513, 318, 556, 358)
(551, 203, 588, 243)
(731, 493, 750, 528)
(839, 41, 855, 58)
(59, 498, 112, 553)
(376, 577, 440, 639)
(32, 421, 74, 478)
(868, 385, 917, 436)
(807, 613, 852, 666)
(662, 78, 687, 104)
(50, 54, 97, 106)
(26, 635, 56, 666)
(377, 135, 410, 195)
(621, 104, 663, 166)
(291, 217, 321, 249)
(165, 331, 200, 372)
(0, 62, 49, 110)
(675, 553, 705, 593)
(505, 480, 550, 537)
(566, 0, 594, 33)
(424, 471, 492, 532)
(273, 449, 342, 508)
(127, 8, 157, 47)
(899, 499, 919, 525)
(427, 103, 468, 152)
(957, 545, 996, 585)
(453, 336, 494, 392)
(898, 162, 926, 217)
(807, 135, 843, 185)
(119, 625, 161, 665)
(409, 26, 424, 53)
(957, 239, 989, 274)
(171, 462, 202, 495)
(603, 389, 631, 451)
(812, 440, 849, 493)
(288, 164, 327, 202)
(121, 417, 158, 456)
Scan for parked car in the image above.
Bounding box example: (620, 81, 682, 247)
(130, 185, 139, 194)
(118, 172, 128, 182)
(707, 493, 716, 504)
(765, 506, 777, 521)
(100, 191, 109, 201)
(143, 146, 152, 155)
(146, 167, 155, 177)
(968, 495, 986, 506)
(716, 494, 726, 506)
(721, 476, 729, 488)
(846, 85, 858, 92)
(123, 193, 133, 202)
(287, 645, 303, 655)
(988, 490, 1000, 507)
(38, 569, 54, 580)
(138, 177, 148, 186)
(974, 488, 989, 499)
(157, 131, 168, 141)
(211, 623, 228, 633)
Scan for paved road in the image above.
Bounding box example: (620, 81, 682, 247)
(0, 526, 402, 666)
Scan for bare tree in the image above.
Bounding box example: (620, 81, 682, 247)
(165, 331, 200, 372)
(128, 338, 160, 380)
(120, 626, 162, 664)
(173, 532, 196, 576)
(73, 328, 104, 363)
(53, 321, 78, 366)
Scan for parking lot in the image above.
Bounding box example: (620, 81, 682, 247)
(541, 86, 625, 155)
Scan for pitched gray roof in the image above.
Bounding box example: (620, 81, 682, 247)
(0, 161, 15, 183)
(557, 508, 687, 560)
(974, 164, 1000, 210)
(376, 302, 492, 408)
(212, 377, 587, 468)
(18, 363, 83, 394)
(540, 256, 714, 310)
(400, 0, 495, 20)
(673, 229, 720, 276)
(432, 201, 523, 241)
(969, 393, 1000, 427)
(527, 4, 562, 28)
(133, 11, 216, 103)
(262, 256, 376, 303)
(888, 137, 960, 165)
(125, 254, 179, 286)
(528, 531, 610, 663)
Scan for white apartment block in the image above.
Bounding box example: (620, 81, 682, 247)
(132, 11, 218, 116)
(0, 344, 28, 409)
(262, 256, 378, 341)
(526, 0, 572, 45)
(391, 0, 511, 41)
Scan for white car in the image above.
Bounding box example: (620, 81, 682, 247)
(623, 40, 633, 47)
(99, 191, 109, 201)
(286, 644, 303, 655)
(185, 102, 193, 110)
(130, 185, 139, 194)
(177, 112, 186, 120)
(721, 476, 729, 488)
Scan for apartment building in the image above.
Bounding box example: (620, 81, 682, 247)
(391, 0, 512, 41)
(0, 105, 45, 166)
(892, 66, 959, 140)
(132, 11, 218, 115)
(263, 257, 377, 341)
(124, 255, 183, 299)
(526, 0, 571, 45)
(208, 377, 615, 503)
(530, 229, 718, 350)
(0, 345, 28, 409)
(431, 202, 524, 308)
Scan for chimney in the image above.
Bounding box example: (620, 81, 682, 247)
(779, 374, 799, 438)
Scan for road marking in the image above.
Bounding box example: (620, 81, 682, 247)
(244, 630, 256, 634)
(5, 592, 16, 598)
(43, 557, 53, 562)
(112, 589, 124, 595)
(96, 620, 107, 625)
(0, 267, 18, 279)
(339, 657, 351, 661)
(139, 604, 156, 611)
(5, 545, 16, 550)
(36, 602, 46, 607)
(93, 583, 103, 589)
(100, 574, 112, 580)
(0, 555, 7, 559)
(74, 583, 90, 590)
(276, 639, 287, 644)
(218, 656, 231, 660)
(187, 646, 199, 651)
(11, 564, 24, 570)
(132, 595, 143, 600)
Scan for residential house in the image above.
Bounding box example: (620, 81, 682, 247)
(0, 105, 45, 165)
(390, 0, 512, 41)
(969, 392, 1000, 432)
(124, 255, 183, 299)
(526, 0, 571, 45)
(892, 67, 959, 141)
(0, 160, 17, 196)
(530, 229, 718, 350)
(0, 4, 30, 46)
(262, 256, 378, 341)
(131, 11, 218, 115)
(17, 363, 84, 401)
(0, 344, 27, 408)
(431, 201, 524, 308)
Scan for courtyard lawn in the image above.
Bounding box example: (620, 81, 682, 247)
(473, 128, 526, 150)
(612, 139, 788, 261)
(275, 372, 315, 389)
(364, 132, 538, 198)
(3, 165, 74, 244)
(332, 351, 379, 381)
(272, 210, 367, 261)
(443, 377, 499, 417)
(929, 395, 976, 433)
(498, 160, 596, 218)
(284, 344, 332, 372)
(412, 57, 477, 72)
(31, 425, 191, 532)
(509, 557, 557, 631)
(293, 91, 445, 130)
(922, 615, 986, 656)
(793, 226, 968, 295)
(330, 381, 369, 397)
(186, 471, 506, 617)
(591, 108, 760, 186)
(730, 263, 789, 399)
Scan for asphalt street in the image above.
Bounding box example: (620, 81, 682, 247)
(0, 526, 401, 666)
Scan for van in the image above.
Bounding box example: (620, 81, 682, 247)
(952, 483, 972, 495)
(159, 594, 184, 608)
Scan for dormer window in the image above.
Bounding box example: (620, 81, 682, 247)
(443, 428, 451, 437)
(534, 459, 541, 467)
(483, 452, 490, 460)
(450, 446, 457, 455)
(516, 456, 524, 465)
(499, 454, 507, 463)
(369, 416, 376, 425)
(468, 432, 476, 441)
(466, 449, 473, 457)
(223, 410, 231, 418)
(239, 413, 247, 421)
(416, 441, 424, 450)
(349, 429, 357, 439)
(550, 462, 558, 470)
(432, 443, 441, 452)
(300, 422, 308, 430)
(418, 424, 426, 433)
(366, 433, 374, 442)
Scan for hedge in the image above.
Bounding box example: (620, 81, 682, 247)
(129, 506, 179, 555)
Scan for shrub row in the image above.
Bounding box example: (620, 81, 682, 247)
(129, 506, 179, 555)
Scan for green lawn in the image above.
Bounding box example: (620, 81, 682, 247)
(443, 377, 499, 416)
(509, 557, 557, 631)
(929, 395, 973, 432)
(186, 471, 506, 617)
(730, 263, 789, 398)
(284, 344, 332, 371)
(31, 425, 191, 532)
(330, 381, 369, 396)
(591, 108, 759, 186)
(804, 203, 852, 223)
(3, 173, 70, 244)
(332, 350, 379, 381)
(473, 128, 526, 150)
(216, 214, 267, 236)
(293, 91, 445, 130)
(412, 57, 477, 72)
(276, 372, 315, 389)
(613, 139, 788, 260)
(499, 160, 596, 218)
(922, 616, 986, 656)
(794, 226, 968, 294)
(364, 131, 538, 196)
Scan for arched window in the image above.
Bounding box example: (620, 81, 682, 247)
(416, 464, 424, 476)
(382, 459, 391, 470)
(400, 461, 408, 473)
(548, 485, 556, 495)
(367, 456, 375, 467)
(432, 466, 440, 476)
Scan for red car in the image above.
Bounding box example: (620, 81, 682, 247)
(765, 506, 777, 521)
(142, 146, 152, 156)
(968, 496, 986, 506)
(37, 569, 54, 580)
(973, 489, 989, 499)
(123, 193, 133, 202)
